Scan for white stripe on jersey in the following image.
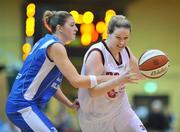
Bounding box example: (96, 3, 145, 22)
(24, 57, 55, 100)
(14, 125, 21, 132)
(29, 39, 55, 55)
(18, 106, 52, 132)
(40, 39, 55, 49)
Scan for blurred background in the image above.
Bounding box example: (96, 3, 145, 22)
(0, 0, 179, 131)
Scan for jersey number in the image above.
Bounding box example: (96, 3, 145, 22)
(106, 72, 119, 99)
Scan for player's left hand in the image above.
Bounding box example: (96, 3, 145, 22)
(70, 99, 80, 110)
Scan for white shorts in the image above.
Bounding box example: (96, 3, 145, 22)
(114, 114, 147, 132)
(78, 109, 147, 132)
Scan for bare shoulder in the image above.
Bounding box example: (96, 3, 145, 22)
(86, 49, 103, 65)
(47, 43, 67, 61)
(48, 43, 66, 53)
(85, 49, 104, 75)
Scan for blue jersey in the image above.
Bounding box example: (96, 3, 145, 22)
(6, 34, 64, 112)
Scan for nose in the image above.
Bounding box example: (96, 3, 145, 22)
(75, 25, 78, 32)
(119, 40, 125, 45)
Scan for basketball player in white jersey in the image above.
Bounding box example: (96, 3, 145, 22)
(78, 15, 147, 132)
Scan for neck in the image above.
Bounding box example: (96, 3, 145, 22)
(53, 32, 66, 45)
(105, 39, 119, 57)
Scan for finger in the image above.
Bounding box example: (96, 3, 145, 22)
(75, 102, 80, 105)
(126, 73, 138, 78)
(128, 73, 137, 76)
(128, 77, 139, 82)
(74, 98, 80, 104)
(127, 80, 139, 84)
(75, 105, 80, 110)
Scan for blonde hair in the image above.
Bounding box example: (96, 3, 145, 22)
(43, 10, 72, 33)
(108, 15, 131, 34)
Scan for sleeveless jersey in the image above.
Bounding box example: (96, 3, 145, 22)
(78, 41, 132, 122)
(6, 34, 63, 112)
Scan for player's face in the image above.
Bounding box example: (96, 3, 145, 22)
(61, 16, 78, 43)
(109, 27, 130, 52)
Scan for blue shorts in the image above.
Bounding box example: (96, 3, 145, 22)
(6, 105, 57, 132)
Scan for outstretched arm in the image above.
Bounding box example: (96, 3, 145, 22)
(47, 43, 111, 89)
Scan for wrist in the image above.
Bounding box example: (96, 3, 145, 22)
(115, 76, 125, 85)
(89, 75, 98, 88)
(68, 103, 73, 108)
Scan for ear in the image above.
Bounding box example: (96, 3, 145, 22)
(56, 24, 63, 32)
(107, 30, 110, 35)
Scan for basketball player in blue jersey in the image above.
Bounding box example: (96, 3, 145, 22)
(78, 15, 147, 132)
(5, 11, 138, 132)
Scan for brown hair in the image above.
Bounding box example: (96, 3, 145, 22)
(108, 15, 131, 34)
(43, 10, 72, 33)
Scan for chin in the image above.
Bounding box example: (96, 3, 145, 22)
(73, 36, 76, 40)
(65, 41, 71, 45)
(66, 37, 74, 42)
(71, 36, 76, 41)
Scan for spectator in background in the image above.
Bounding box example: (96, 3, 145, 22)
(146, 100, 170, 131)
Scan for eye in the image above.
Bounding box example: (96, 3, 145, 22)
(124, 37, 129, 40)
(115, 36, 121, 39)
(70, 22, 75, 27)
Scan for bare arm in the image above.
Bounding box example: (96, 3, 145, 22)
(127, 47, 146, 80)
(85, 50, 137, 97)
(48, 43, 111, 88)
(54, 88, 79, 110)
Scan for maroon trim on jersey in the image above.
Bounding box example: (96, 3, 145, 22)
(102, 41, 122, 65)
(85, 48, 105, 65)
(125, 47, 130, 59)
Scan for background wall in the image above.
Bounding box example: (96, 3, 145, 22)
(0, 0, 23, 123)
(0, 0, 23, 65)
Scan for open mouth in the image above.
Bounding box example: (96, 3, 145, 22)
(117, 46, 124, 49)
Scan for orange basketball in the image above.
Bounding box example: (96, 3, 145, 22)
(138, 49, 169, 79)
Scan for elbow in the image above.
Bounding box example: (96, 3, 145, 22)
(71, 80, 79, 88)
(70, 77, 81, 88)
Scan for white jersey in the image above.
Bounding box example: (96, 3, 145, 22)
(78, 41, 133, 122)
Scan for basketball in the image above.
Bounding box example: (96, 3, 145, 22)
(138, 49, 169, 79)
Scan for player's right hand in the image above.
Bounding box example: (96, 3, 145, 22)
(118, 70, 139, 85)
